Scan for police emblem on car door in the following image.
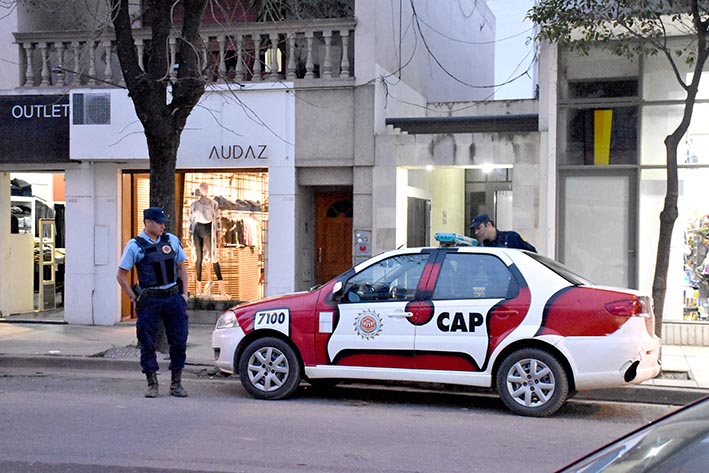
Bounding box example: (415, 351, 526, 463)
(328, 253, 431, 369)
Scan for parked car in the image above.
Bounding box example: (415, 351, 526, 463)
(556, 395, 709, 471)
(212, 237, 661, 417)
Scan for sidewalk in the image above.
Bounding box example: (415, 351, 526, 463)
(0, 319, 215, 366)
(0, 318, 707, 406)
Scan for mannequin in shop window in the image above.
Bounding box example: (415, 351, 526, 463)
(189, 182, 229, 298)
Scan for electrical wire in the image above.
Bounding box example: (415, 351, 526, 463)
(409, 0, 535, 90)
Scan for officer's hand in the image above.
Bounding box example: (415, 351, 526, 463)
(182, 294, 189, 303)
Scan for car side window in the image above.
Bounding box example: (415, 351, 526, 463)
(433, 253, 517, 300)
(341, 253, 429, 303)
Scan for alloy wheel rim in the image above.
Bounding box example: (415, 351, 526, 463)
(505, 358, 556, 407)
(247, 346, 290, 392)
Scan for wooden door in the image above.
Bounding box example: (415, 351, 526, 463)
(315, 192, 353, 284)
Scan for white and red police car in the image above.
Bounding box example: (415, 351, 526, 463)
(212, 234, 661, 417)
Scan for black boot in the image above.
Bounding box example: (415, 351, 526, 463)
(170, 369, 188, 397)
(145, 372, 159, 398)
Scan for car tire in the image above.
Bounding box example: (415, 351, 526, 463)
(238, 337, 302, 400)
(496, 348, 569, 417)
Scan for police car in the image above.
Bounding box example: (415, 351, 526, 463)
(212, 234, 661, 417)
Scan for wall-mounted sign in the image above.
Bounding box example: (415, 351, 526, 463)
(0, 94, 70, 163)
(70, 84, 294, 170)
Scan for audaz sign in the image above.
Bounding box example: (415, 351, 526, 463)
(0, 95, 70, 163)
(69, 85, 294, 169)
(208, 144, 268, 161)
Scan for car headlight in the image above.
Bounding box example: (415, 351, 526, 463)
(216, 310, 239, 329)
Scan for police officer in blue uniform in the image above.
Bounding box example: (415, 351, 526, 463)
(117, 207, 190, 398)
(470, 213, 537, 252)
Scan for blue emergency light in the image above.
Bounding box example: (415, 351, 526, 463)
(434, 232, 478, 247)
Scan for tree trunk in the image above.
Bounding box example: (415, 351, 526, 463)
(651, 136, 680, 337)
(110, 0, 208, 353)
(651, 73, 704, 337)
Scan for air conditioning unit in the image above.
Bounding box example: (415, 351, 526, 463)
(72, 93, 111, 125)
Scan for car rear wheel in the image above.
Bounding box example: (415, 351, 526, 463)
(496, 348, 569, 417)
(239, 337, 302, 400)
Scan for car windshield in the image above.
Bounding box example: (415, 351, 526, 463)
(525, 252, 595, 286)
(558, 397, 709, 472)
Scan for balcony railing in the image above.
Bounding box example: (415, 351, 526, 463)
(13, 18, 356, 88)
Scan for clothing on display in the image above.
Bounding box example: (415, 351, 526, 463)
(180, 171, 268, 302)
(220, 215, 262, 248)
(189, 183, 228, 298)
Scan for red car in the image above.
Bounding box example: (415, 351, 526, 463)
(212, 244, 661, 417)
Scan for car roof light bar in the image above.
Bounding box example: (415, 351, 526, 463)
(434, 232, 479, 247)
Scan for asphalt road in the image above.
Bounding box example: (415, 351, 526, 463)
(0, 366, 677, 473)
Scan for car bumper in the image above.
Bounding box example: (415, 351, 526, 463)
(557, 328, 662, 390)
(212, 326, 246, 374)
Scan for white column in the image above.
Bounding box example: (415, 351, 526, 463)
(64, 163, 100, 324)
(0, 173, 34, 315)
(64, 162, 130, 325)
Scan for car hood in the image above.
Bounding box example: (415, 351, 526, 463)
(231, 291, 311, 312)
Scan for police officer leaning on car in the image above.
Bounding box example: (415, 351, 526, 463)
(116, 207, 190, 398)
(470, 213, 537, 252)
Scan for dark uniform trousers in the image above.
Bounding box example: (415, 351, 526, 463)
(136, 292, 188, 373)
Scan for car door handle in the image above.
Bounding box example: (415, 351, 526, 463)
(495, 309, 519, 319)
(388, 309, 413, 318)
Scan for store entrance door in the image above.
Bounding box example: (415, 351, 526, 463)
(315, 191, 353, 284)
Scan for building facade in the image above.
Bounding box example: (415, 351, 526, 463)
(538, 38, 709, 345)
(1, 0, 525, 325)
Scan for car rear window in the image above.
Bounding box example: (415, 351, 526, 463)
(525, 252, 595, 286)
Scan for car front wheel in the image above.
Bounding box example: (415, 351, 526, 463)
(238, 337, 302, 400)
(496, 348, 569, 417)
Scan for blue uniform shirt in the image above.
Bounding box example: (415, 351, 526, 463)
(482, 230, 537, 252)
(119, 231, 187, 288)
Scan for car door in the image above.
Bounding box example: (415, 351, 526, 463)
(327, 252, 432, 369)
(415, 251, 521, 372)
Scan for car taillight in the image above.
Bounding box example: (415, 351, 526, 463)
(604, 298, 648, 317)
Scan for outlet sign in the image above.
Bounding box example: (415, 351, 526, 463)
(0, 95, 70, 163)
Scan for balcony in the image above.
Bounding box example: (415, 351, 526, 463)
(13, 18, 356, 88)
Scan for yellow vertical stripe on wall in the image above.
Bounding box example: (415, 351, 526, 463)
(594, 109, 613, 165)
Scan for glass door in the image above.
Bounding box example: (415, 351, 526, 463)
(559, 169, 638, 288)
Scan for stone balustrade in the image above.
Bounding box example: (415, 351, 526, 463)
(13, 18, 356, 88)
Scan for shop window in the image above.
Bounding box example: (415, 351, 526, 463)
(567, 79, 638, 99)
(563, 106, 638, 165)
(684, 215, 709, 321)
(180, 170, 268, 302)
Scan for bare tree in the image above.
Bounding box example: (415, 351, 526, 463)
(110, 0, 208, 225)
(530, 0, 709, 336)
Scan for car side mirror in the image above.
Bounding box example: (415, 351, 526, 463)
(332, 281, 343, 296)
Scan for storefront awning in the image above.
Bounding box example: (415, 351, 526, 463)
(385, 114, 538, 134)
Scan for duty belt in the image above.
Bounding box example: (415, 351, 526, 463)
(143, 285, 180, 297)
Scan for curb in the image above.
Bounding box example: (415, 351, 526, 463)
(2, 354, 707, 406)
(574, 385, 708, 406)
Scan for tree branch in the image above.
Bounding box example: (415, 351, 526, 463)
(109, 0, 143, 91)
(170, 0, 208, 130)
